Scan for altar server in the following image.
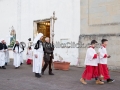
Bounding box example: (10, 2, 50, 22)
(98, 39, 115, 83)
(0, 39, 7, 69)
(13, 39, 24, 69)
(26, 46, 33, 65)
(33, 33, 44, 78)
(80, 40, 104, 85)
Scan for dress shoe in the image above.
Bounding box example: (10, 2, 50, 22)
(2, 66, 6, 69)
(5, 63, 7, 66)
(15, 67, 18, 69)
(35, 73, 41, 78)
(49, 72, 54, 75)
(20, 63, 23, 65)
(80, 78, 87, 85)
(35, 73, 37, 77)
(107, 79, 115, 83)
(96, 80, 104, 85)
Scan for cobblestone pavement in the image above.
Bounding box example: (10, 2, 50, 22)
(0, 62, 120, 90)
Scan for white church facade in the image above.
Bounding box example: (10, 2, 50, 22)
(0, 0, 80, 65)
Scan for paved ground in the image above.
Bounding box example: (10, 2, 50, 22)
(0, 62, 120, 90)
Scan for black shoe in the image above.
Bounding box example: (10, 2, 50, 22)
(49, 72, 54, 75)
(107, 79, 115, 83)
(5, 63, 7, 66)
(2, 66, 6, 69)
(37, 73, 41, 78)
(35, 73, 37, 77)
(35, 73, 41, 78)
(20, 63, 23, 65)
(15, 67, 18, 69)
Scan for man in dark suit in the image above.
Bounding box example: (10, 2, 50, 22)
(42, 37, 54, 75)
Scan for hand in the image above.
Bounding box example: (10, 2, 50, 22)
(35, 54, 38, 58)
(107, 55, 111, 58)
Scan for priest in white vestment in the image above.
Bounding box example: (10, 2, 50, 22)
(98, 39, 115, 83)
(80, 40, 104, 85)
(0, 39, 7, 69)
(33, 33, 44, 78)
(13, 39, 24, 69)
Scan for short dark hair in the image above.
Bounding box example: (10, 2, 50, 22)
(101, 39, 108, 44)
(91, 40, 98, 45)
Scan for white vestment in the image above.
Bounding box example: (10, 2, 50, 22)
(27, 49, 33, 60)
(33, 47, 43, 73)
(0, 38, 6, 66)
(98, 46, 108, 64)
(20, 53, 24, 63)
(5, 50, 10, 63)
(33, 33, 43, 74)
(13, 45, 23, 67)
(84, 47, 98, 66)
(0, 49, 6, 66)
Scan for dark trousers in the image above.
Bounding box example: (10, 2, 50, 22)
(42, 56, 52, 73)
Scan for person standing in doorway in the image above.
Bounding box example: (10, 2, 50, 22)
(42, 37, 54, 75)
(33, 33, 44, 78)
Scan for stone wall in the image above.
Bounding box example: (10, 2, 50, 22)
(81, 0, 120, 34)
(78, 34, 120, 69)
(80, 0, 120, 68)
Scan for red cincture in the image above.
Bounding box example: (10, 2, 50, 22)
(103, 54, 107, 58)
(93, 54, 97, 59)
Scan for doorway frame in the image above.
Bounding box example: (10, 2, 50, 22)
(33, 12, 57, 43)
(33, 18, 54, 43)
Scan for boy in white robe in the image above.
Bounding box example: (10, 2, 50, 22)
(0, 39, 7, 69)
(80, 40, 104, 85)
(98, 39, 115, 83)
(13, 40, 24, 69)
(33, 33, 44, 78)
(26, 46, 33, 65)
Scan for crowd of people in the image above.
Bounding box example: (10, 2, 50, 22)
(0, 33, 115, 84)
(0, 33, 54, 78)
(0, 39, 24, 69)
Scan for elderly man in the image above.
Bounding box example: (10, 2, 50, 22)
(42, 37, 54, 75)
(13, 39, 24, 69)
(0, 39, 7, 69)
